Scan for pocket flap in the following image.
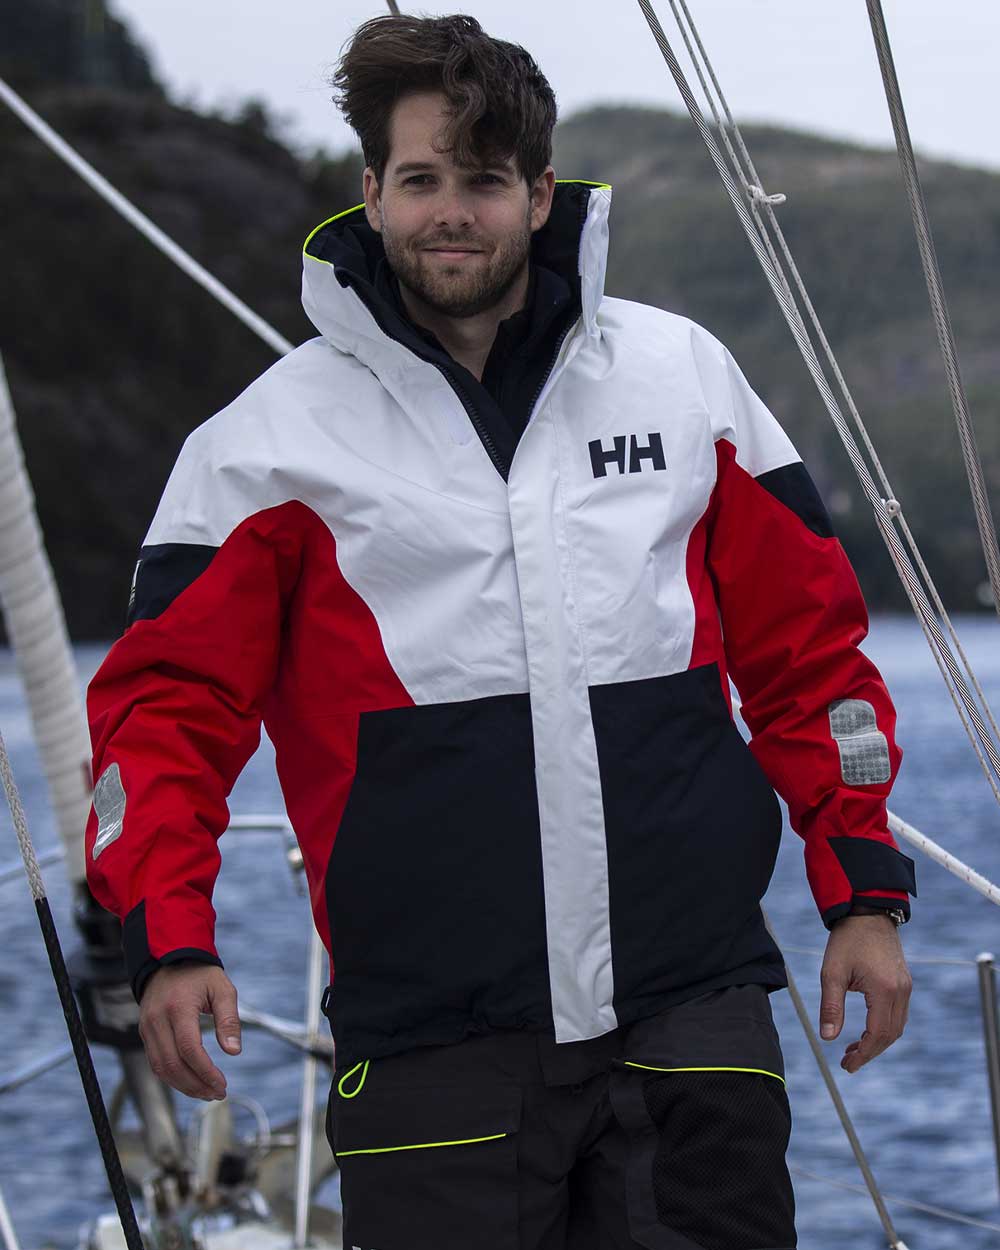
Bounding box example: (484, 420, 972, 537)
(622, 986, 785, 1081)
(331, 1084, 522, 1158)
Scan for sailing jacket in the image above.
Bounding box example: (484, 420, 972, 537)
(85, 181, 916, 1068)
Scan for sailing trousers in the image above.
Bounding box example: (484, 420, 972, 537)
(326, 984, 797, 1250)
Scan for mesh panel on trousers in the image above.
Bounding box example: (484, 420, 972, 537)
(643, 1071, 795, 1250)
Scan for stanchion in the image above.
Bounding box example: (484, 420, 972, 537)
(977, 953, 1000, 1201)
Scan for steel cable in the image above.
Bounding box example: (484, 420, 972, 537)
(665, 0, 1000, 770)
(0, 78, 294, 359)
(764, 913, 907, 1248)
(634, 0, 1000, 804)
(866, 0, 1000, 621)
(790, 1165, 1000, 1235)
(670, 0, 1000, 755)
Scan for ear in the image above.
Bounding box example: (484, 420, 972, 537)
(529, 167, 557, 234)
(363, 167, 382, 233)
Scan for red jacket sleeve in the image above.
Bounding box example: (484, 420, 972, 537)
(702, 346, 916, 927)
(86, 503, 302, 999)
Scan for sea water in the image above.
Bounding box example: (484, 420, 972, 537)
(1, 616, 998, 1249)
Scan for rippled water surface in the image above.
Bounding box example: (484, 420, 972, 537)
(1, 617, 999, 1248)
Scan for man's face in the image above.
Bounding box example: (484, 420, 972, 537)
(363, 91, 554, 319)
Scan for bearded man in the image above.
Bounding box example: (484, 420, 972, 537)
(86, 14, 915, 1249)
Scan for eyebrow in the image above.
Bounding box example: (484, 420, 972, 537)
(391, 160, 515, 178)
(393, 162, 437, 176)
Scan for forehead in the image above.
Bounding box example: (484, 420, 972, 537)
(385, 90, 514, 174)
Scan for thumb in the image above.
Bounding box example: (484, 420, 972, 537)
(209, 974, 242, 1055)
(819, 964, 847, 1040)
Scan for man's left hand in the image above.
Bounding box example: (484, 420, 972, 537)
(818, 914, 912, 1073)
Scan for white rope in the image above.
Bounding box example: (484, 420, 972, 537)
(0, 727, 46, 902)
(0, 1184, 22, 1250)
(888, 812, 1000, 907)
(0, 354, 92, 886)
(865, 0, 1000, 620)
(635, 0, 1000, 806)
(0, 77, 295, 359)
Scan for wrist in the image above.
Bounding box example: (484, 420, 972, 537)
(840, 903, 907, 927)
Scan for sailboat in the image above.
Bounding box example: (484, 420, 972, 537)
(1, 2, 998, 1247)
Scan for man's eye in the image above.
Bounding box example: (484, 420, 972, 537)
(403, 175, 432, 186)
(473, 174, 502, 185)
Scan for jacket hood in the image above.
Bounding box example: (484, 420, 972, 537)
(300, 180, 611, 375)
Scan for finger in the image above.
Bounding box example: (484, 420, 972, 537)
(210, 978, 242, 1056)
(819, 964, 847, 1040)
(169, 1007, 228, 1099)
(139, 1023, 168, 1089)
(142, 1012, 213, 1100)
(843, 989, 894, 1073)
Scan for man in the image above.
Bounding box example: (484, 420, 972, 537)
(86, 13, 915, 1248)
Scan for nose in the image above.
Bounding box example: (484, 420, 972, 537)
(433, 185, 475, 232)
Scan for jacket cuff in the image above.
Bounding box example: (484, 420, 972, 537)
(123, 900, 223, 1001)
(817, 836, 916, 930)
(827, 836, 917, 896)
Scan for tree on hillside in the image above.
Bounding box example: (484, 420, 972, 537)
(0, 0, 162, 94)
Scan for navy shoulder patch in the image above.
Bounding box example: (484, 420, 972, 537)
(128, 542, 218, 626)
(754, 462, 835, 539)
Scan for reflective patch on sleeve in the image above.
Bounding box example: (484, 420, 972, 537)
(92, 763, 127, 859)
(828, 700, 891, 786)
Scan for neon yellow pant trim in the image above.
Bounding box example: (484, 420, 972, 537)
(624, 1062, 785, 1085)
(337, 1132, 507, 1158)
(337, 1059, 370, 1099)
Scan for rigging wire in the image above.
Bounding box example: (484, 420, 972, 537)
(660, 0, 1000, 774)
(765, 913, 908, 1249)
(865, 0, 1000, 621)
(633, 0, 1000, 809)
(0, 730, 147, 1250)
(790, 1165, 1000, 1236)
(665, 0, 1000, 766)
(0, 77, 295, 359)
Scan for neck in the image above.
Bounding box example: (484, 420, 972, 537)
(397, 265, 531, 381)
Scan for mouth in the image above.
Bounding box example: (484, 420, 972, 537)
(423, 247, 484, 259)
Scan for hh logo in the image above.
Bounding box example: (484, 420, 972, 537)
(589, 432, 666, 478)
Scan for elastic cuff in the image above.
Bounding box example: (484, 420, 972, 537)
(123, 900, 222, 1001)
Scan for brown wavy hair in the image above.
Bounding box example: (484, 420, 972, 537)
(331, 14, 557, 186)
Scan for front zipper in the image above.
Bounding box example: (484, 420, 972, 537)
(439, 365, 510, 478)
(524, 324, 574, 429)
(445, 318, 577, 481)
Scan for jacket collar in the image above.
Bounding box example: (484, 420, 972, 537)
(300, 180, 611, 377)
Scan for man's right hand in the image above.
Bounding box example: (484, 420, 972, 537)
(139, 963, 241, 1100)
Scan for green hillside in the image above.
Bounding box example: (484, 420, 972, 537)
(2, 1, 998, 636)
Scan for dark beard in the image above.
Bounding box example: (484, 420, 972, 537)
(381, 212, 533, 319)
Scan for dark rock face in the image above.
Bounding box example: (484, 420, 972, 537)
(1, 0, 162, 94)
(1, 7, 997, 637)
